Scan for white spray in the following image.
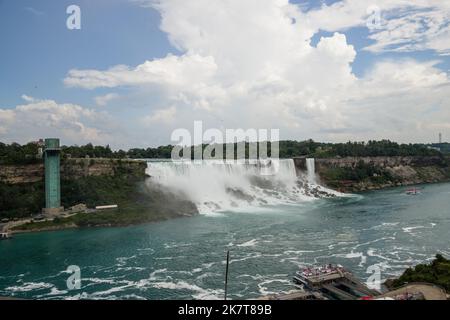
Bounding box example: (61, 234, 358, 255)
(146, 159, 335, 214)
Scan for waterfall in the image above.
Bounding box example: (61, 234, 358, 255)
(306, 158, 317, 185)
(146, 158, 336, 214)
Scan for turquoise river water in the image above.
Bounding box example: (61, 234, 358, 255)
(1, 178, 449, 300)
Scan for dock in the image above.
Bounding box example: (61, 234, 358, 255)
(259, 264, 446, 300)
(293, 264, 379, 300)
(257, 291, 324, 300)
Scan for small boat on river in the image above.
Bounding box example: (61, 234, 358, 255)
(406, 187, 421, 195)
(0, 232, 12, 240)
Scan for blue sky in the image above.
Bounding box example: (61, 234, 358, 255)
(0, 0, 176, 107)
(1, 0, 449, 148)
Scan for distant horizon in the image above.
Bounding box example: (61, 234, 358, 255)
(1, 138, 448, 152)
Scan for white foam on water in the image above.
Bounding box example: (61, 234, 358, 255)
(89, 285, 132, 297)
(196, 272, 221, 281)
(402, 226, 425, 234)
(151, 280, 223, 300)
(228, 252, 263, 264)
(352, 236, 396, 250)
(116, 267, 146, 272)
(45, 287, 69, 296)
(164, 242, 192, 249)
(257, 278, 293, 296)
(362, 222, 400, 231)
(66, 273, 223, 300)
(84, 277, 119, 285)
(11, 282, 49, 292)
(137, 247, 155, 253)
(201, 262, 215, 269)
(116, 255, 137, 267)
(63, 292, 89, 300)
(237, 239, 258, 247)
(345, 251, 367, 266)
(5, 282, 54, 293)
(149, 268, 168, 280)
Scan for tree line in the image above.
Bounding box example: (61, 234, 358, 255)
(0, 139, 442, 165)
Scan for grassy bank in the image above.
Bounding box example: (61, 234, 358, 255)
(13, 205, 194, 232)
(12, 179, 197, 232)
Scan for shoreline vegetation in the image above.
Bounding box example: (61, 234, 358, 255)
(4, 174, 198, 234)
(1, 139, 448, 165)
(385, 254, 450, 294)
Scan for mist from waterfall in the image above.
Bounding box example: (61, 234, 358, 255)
(146, 159, 337, 214)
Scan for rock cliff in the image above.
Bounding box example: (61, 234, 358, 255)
(0, 158, 147, 184)
(294, 156, 450, 192)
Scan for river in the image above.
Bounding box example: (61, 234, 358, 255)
(0, 160, 449, 299)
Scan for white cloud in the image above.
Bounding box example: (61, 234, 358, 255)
(143, 106, 177, 125)
(59, 0, 450, 144)
(21, 94, 35, 103)
(94, 93, 120, 106)
(0, 109, 15, 135)
(335, 60, 450, 141)
(0, 97, 115, 145)
(65, 54, 217, 90)
(364, 5, 450, 55)
(303, 0, 450, 55)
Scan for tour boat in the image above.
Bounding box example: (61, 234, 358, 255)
(406, 187, 421, 195)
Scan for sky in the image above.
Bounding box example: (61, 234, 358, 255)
(0, 0, 450, 149)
